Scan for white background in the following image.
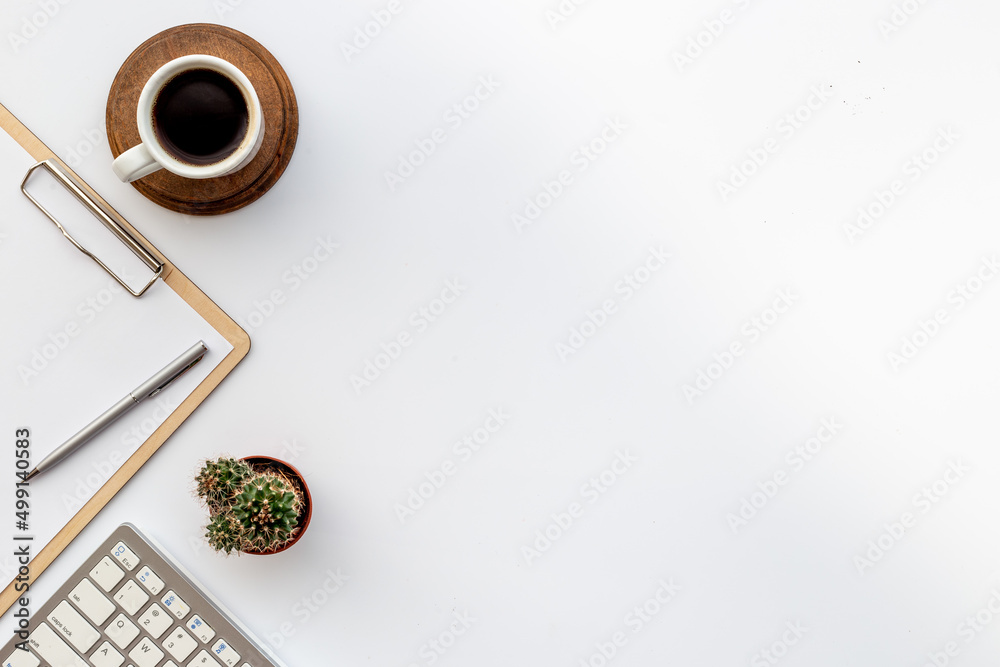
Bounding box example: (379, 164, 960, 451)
(4, 0, 1000, 665)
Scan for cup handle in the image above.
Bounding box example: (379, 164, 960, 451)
(112, 143, 162, 183)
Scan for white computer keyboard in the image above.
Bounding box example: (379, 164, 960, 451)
(1, 523, 287, 667)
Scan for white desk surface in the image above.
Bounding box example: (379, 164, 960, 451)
(4, 1, 1000, 665)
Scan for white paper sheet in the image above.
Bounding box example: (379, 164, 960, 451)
(0, 127, 233, 591)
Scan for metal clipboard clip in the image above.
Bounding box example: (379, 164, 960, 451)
(20, 159, 164, 297)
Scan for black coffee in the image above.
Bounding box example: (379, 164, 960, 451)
(152, 68, 249, 165)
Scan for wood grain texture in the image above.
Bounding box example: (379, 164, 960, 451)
(0, 100, 250, 615)
(106, 23, 298, 215)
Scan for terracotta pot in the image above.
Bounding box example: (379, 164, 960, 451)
(238, 456, 312, 555)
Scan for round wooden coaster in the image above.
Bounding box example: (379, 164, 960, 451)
(106, 24, 298, 215)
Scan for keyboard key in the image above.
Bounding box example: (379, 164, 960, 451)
(211, 639, 240, 667)
(90, 640, 124, 667)
(47, 600, 100, 652)
(187, 615, 216, 643)
(113, 579, 150, 615)
(110, 542, 139, 571)
(27, 623, 87, 667)
(89, 557, 125, 592)
(2, 647, 40, 667)
(161, 590, 190, 619)
(162, 627, 198, 661)
(138, 603, 172, 639)
(128, 637, 164, 667)
(105, 613, 140, 649)
(187, 649, 222, 667)
(68, 578, 115, 625)
(136, 566, 164, 595)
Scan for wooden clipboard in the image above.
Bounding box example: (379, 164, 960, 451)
(0, 101, 251, 614)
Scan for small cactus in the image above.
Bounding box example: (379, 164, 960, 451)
(195, 457, 306, 555)
(205, 512, 240, 555)
(195, 458, 251, 512)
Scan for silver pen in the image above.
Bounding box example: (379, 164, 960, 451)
(24, 341, 208, 481)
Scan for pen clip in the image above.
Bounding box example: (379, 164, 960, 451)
(131, 342, 207, 401)
(139, 356, 204, 400)
(21, 159, 164, 297)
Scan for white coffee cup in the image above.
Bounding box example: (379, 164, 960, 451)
(112, 54, 265, 183)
